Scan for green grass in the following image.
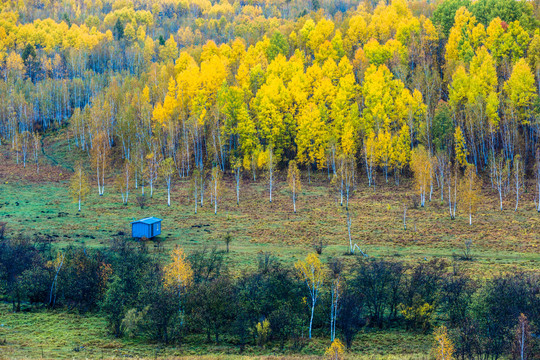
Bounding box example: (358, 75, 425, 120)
(0, 130, 538, 359)
(0, 165, 538, 276)
(0, 304, 432, 359)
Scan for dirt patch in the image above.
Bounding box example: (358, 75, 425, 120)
(0, 152, 70, 183)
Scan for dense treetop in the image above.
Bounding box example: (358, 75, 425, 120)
(2, 0, 540, 206)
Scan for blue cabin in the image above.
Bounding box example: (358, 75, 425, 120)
(131, 217, 162, 239)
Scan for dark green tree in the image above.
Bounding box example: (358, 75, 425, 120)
(432, 0, 472, 37)
(114, 18, 124, 40)
(266, 32, 290, 61)
(101, 276, 127, 337)
(470, 0, 536, 31)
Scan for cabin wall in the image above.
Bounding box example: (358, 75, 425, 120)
(132, 222, 150, 238)
(132, 220, 161, 238)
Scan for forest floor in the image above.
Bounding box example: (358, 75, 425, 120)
(0, 130, 539, 359)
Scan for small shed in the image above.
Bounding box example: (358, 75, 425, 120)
(131, 217, 162, 239)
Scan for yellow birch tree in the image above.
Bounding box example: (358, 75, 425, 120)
(295, 253, 325, 339)
(287, 160, 301, 213)
(69, 162, 90, 212)
(433, 325, 455, 360)
(163, 247, 193, 325)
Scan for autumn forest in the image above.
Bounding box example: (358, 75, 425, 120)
(0, 0, 540, 359)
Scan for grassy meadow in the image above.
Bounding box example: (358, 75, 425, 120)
(0, 130, 539, 359)
(0, 131, 538, 274)
(0, 303, 432, 359)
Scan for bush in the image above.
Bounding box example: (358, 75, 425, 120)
(136, 195, 147, 209)
(0, 222, 6, 239)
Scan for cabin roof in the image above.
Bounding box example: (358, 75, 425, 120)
(131, 217, 162, 225)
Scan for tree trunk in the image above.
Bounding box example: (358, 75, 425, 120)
(403, 206, 407, 230)
(340, 178, 343, 206)
(269, 170, 273, 203)
(293, 181, 296, 213)
(194, 186, 198, 214)
(330, 288, 334, 341)
(347, 210, 352, 253)
(236, 169, 240, 205)
(309, 302, 314, 339)
(213, 178, 217, 214)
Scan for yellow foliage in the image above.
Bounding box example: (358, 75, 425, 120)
(295, 253, 324, 289)
(504, 58, 537, 125)
(445, 7, 477, 76)
(255, 319, 271, 347)
(454, 126, 468, 168)
(163, 247, 193, 291)
(399, 298, 435, 331)
(410, 145, 432, 205)
(433, 325, 455, 360)
(296, 102, 328, 167)
(325, 339, 346, 360)
(287, 160, 301, 193)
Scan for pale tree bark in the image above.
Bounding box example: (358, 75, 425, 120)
(92, 133, 109, 196)
(251, 153, 257, 181)
(403, 204, 407, 230)
(346, 209, 366, 256)
(119, 162, 131, 205)
(234, 164, 241, 205)
(512, 155, 525, 211)
(49, 252, 64, 308)
(147, 154, 160, 198)
(490, 152, 509, 211)
(166, 176, 171, 207)
(447, 166, 458, 220)
(21, 131, 29, 168)
(191, 169, 200, 214)
(293, 179, 296, 213)
(211, 167, 221, 215)
(330, 276, 340, 341)
(32, 132, 40, 173)
(287, 161, 300, 213)
(435, 153, 448, 201)
(199, 169, 205, 207)
(160, 158, 175, 208)
(344, 155, 355, 210)
(364, 141, 375, 188)
(268, 147, 274, 203)
(535, 150, 540, 212)
(295, 255, 324, 340)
